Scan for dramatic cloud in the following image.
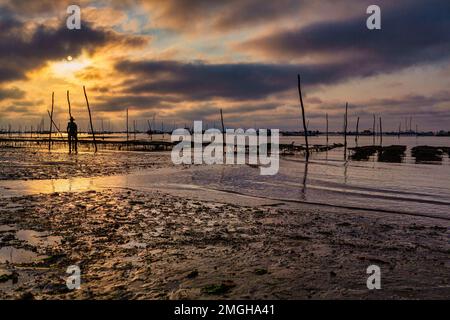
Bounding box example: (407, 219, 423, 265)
(0, 13, 147, 83)
(237, 0, 450, 71)
(142, 0, 306, 32)
(115, 59, 380, 101)
(0, 0, 448, 130)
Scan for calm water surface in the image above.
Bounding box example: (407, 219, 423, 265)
(0, 135, 449, 219)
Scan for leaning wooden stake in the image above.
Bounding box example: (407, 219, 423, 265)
(47, 110, 64, 138)
(48, 92, 54, 151)
(325, 113, 329, 146)
(372, 114, 376, 145)
(344, 102, 348, 150)
(83, 86, 97, 153)
(355, 116, 360, 145)
(297, 75, 309, 158)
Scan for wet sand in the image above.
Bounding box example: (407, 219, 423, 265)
(0, 188, 448, 299)
(0, 148, 449, 299)
(0, 147, 171, 180)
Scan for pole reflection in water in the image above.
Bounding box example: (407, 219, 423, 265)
(344, 160, 349, 185)
(300, 159, 309, 200)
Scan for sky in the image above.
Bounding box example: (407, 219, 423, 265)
(0, 0, 449, 132)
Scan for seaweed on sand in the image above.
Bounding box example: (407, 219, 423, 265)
(349, 145, 380, 161)
(411, 146, 444, 162)
(0, 272, 18, 283)
(202, 280, 236, 295)
(378, 145, 407, 163)
(439, 147, 450, 157)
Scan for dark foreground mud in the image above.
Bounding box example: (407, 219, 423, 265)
(0, 148, 171, 180)
(0, 189, 448, 299)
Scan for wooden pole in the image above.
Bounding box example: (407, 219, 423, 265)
(133, 120, 137, 140)
(379, 117, 383, 146)
(372, 114, 376, 145)
(47, 110, 64, 138)
(48, 92, 54, 151)
(220, 108, 225, 152)
(126, 108, 129, 142)
(67, 90, 72, 118)
(355, 116, 360, 145)
(344, 102, 348, 150)
(297, 75, 309, 158)
(326, 113, 329, 146)
(66, 91, 72, 151)
(83, 86, 97, 153)
(220, 109, 225, 133)
(398, 122, 401, 139)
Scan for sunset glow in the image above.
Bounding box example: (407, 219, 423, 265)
(0, 0, 449, 132)
(0, 0, 449, 304)
(51, 57, 91, 78)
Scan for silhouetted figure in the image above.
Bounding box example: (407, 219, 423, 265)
(67, 117, 78, 154)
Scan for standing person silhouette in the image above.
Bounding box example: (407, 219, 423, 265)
(67, 116, 78, 154)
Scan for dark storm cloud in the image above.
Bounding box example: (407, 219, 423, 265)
(239, 0, 450, 71)
(116, 60, 295, 100)
(115, 59, 375, 101)
(0, 11, 147, 83)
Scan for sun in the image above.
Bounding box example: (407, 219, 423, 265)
(51, 56, 90, 78)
